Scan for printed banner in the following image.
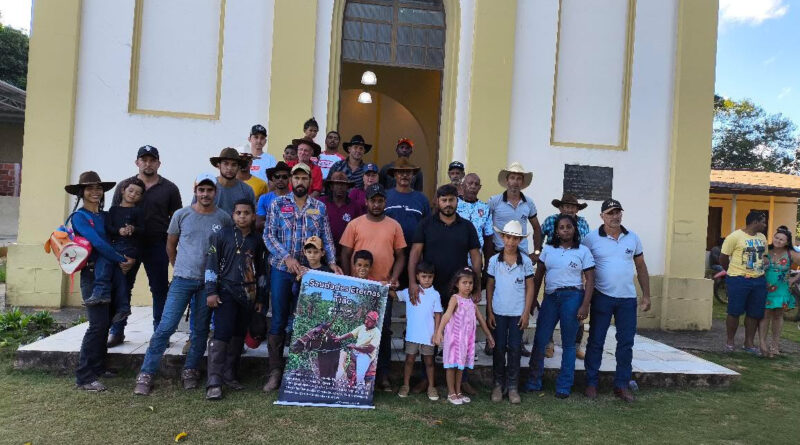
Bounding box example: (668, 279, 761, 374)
(275, 270, 388, 409)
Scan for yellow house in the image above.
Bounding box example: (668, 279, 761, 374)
(708, 169, 800, 248)
(7, 0, 719, 331)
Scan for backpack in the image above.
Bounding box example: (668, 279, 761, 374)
(44, 212, 93, 275)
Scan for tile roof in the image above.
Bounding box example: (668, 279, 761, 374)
(710, 169, 800, 197)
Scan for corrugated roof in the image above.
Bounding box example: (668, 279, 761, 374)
(710, 169, 800, 197)
(0, 80, 26, 123)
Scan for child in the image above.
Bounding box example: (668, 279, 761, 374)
(434, 267, 495, 405)
(352, 250, 373, 280)
(292, 237, 335, 333)
(391, 262, 442, 401)
(283, 144, 298, 164)
(204, 199, 267, 400)
(486, 220, 535, 404)
(103, 177, 145, 322)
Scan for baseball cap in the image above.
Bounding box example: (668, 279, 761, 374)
(366, 311, 379, 321)
(304, 236, 323, 250)
(397, 137, 414, 148)
(137, 145, 160, 160)
(448, 161, 465, 171)
(250, 124, 267, 136)
(194, 172, 217, 188)
(601, 198, 624, 213)
(366, 183, 386, 199)
(364, 163, 379, 174)
(291, 162, 311, 176)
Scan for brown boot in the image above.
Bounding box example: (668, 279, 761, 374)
(223, 337, 246, 390)
(614, 387, 635, 403)
(181, 369, 201, 390)
(133, 372, 153, 396)
(263, 334, 285, 392)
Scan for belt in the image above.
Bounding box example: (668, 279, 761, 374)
(554, 286, 583, 292)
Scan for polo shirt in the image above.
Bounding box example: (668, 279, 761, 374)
(111, 175, 182, 242)
(319, 196, 364, 252)
(488, 191, 538, 254)
(385, 188, 430, 246)
(581, 225, 643, 299)
(538, 244, 595, 294)
(413, 213, 480, 296)
(486, 251, 534, 316)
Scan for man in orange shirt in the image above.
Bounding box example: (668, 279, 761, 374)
(339, 184, 407, 391)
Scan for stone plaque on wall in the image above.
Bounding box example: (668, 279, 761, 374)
(563, 164, 613, 201)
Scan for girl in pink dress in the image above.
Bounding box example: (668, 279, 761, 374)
(434, 268, 495, 405)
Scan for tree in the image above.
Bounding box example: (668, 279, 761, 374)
(712, 94, 799, 173)
(0, 23, 29, 90)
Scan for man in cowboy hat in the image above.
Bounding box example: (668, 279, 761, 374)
(289, 138, 324, 197)
(541, 193, 590, 244)
(318, 130, 345, 179)
(379, 138, 423, 192)
(320, 171, 364, 255)
(256, 161, 291, 233)
(329, 134, 372, 189)
(108, 145, 182, 348)
(203, 147, 256, 213)
(243, 124, 277, 183)
(385, 157, 430, 274)
(488, 162, 542, 261)
(262, 162, 342, 392)
(237, 152, 268, 203)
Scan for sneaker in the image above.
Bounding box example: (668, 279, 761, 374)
(181, 369, 200, 390)
(76, 380, 107, 392)
(398, 385, 410, 398)
(508, 389, 521, 404)
(427, 386, 439, 401)
(133, 373, 153, 396)
(458, 393, 471, 403)
(447, 393, 463, 405)
(490, 385, 503, 402)
(206, 386, 223, 400)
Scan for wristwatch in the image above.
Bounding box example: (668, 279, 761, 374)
(533, 249, 541, 256)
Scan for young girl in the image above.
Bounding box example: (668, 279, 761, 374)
(434, 268, 495, 405)
(760, 226, 800, 357)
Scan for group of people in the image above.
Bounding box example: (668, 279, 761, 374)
(65, 118, 652, 405)
(715, 211, 799, 358)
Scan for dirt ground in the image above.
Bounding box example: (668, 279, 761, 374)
(641, 318, 800, 354)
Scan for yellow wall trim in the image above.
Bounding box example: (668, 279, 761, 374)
(127, 0, 227, 120)
(267, 0, 318, 158)
(549, 0, 636, 151)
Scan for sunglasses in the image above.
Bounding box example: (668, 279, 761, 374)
(272, 174, 290, 180)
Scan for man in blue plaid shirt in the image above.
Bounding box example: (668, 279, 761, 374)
(541, 193, 591, 243)
(262, 162, 342, 392)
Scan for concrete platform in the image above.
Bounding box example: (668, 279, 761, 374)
(16, 307, 739, 388)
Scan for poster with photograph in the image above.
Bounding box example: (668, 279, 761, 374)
(275, 270, 388, 409)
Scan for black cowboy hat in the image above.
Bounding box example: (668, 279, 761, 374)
(266, 161, 292, 181)
(292, 138, 323, 158)
(342, 134, 372, 154)
(210, 147, 248, 168)
(551, 193, 588, 210)
(65, 171, 116, 195)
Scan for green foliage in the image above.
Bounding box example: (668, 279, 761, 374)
(0, 262, 6, 283)
(0, 308, 58, 346)
(0, 24, 29, 90)
(712, 94, 799, 172)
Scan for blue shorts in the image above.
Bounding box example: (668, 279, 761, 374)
(725, 275, 766, 319)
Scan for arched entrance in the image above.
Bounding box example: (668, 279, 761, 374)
(328, 0, 459, 199)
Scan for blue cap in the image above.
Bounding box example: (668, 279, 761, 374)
(365, 163, 379, 173)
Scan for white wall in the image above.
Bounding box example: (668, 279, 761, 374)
(508, 0, 678, 275)
(71, 0, 275, 206)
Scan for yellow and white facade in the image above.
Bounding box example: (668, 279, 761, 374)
(7, 0, 719, 330)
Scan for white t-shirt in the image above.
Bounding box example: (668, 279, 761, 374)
(317, 152, 345, 179)
(246, 147, 277, 183)
(396, 287, 443, 346)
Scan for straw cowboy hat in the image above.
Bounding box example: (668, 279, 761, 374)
(342, 134, 373, 154)
(498, 162, 533, 189)
(551, 193, 588, 210)
(64, 171, 116, 195)
(494, 220, 527, 238)
(210, 147, 247, 168)
(292, 138, 323, 158)
(325, 171, 354, 186)
(387, 157, 421, 176)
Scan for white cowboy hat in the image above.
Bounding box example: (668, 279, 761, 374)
(494, 220, 527, 238)
(498, 162, 533, 189)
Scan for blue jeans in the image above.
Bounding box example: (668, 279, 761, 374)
(584, 290, 638, 389)
(493, 314, 523, 389)
(110, 238, 170, 336)
(528, 289, 582, 394)
(75, 265, 124, 384)
(139, 277, 210, 375)
(270, 268, 296, 335)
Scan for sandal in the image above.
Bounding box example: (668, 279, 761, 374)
(457, 393, 471, 404)
(742, 346, 761, 356)
(724, 344, 735, 353)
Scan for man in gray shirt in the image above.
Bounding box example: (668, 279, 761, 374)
(134, 173, 232, 396)
(205, 147, 256, 212)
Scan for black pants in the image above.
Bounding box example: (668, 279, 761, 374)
(110, 237, 170, 335)
(75, 266, 122, 385)
(376, 298, 393, 379)
(212, 292, 249, 342)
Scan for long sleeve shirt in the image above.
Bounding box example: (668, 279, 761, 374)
(71, 208, 126, 264)
(264, 193, 337, 271)
(112, 175, 182, 242)
(204, 226, 267, 305)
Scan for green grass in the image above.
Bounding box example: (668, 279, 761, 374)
(712, 299, 800, 344)
(1, 336, 798, 444)
(0, 261, 6, 283)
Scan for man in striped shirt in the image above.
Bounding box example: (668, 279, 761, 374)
(262, 162, 342, 392)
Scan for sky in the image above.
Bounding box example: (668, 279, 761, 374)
(1, 0, 798, 125)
